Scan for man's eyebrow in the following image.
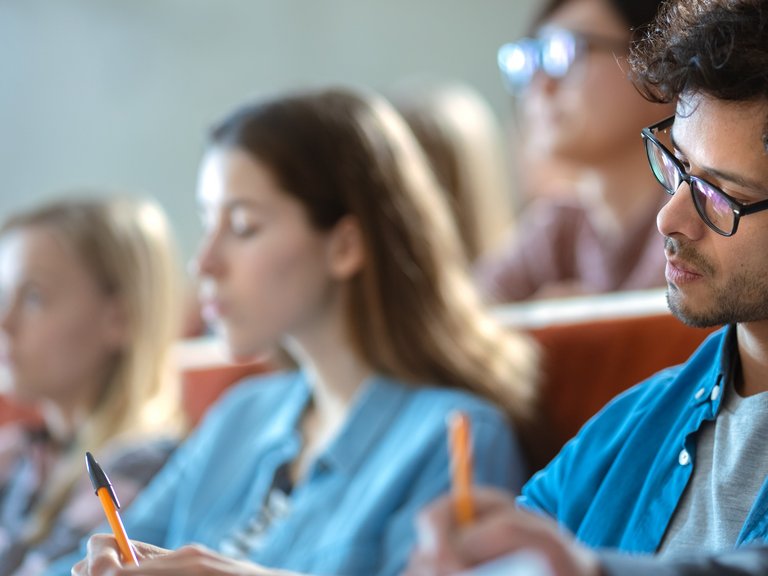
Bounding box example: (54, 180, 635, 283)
(670, 132, 768, 195)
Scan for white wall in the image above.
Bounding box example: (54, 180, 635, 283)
(1, 0, 536, 262)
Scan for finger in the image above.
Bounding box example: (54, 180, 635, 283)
(86, 534, 122, 558)
(85, 534, 124, 574)
(71, 558, 86, 576)
(458, 512, 530, 565)
(112, 545, 232, 575)
(413, 487, 520, 570)
(404, 548, 465, 576)
(458, 507, 566, 567)
(83, 535, 171, 575)
(417, 486, 517, 543)
(468, 486, 519, 516)
(128, 540, 173, 562)
(415, 493, 456, 553)
(412, 495, 476, 576)
(462, 510, 601, 576)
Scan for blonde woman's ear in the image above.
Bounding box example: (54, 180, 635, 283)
(327, 216, 365, 280)
(101, 296, 130, 351)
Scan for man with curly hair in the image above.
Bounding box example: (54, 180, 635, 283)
(406, 0, 768, 574)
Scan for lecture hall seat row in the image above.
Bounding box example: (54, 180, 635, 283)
(0, 289, 716, 472)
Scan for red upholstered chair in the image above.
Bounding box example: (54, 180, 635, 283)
(0, 362, 266, 435)
(181, 362, 272, 427)
(0, 290, 716, 473)
(175, 338, 273, 427)
(495, 289, 717, 473)
(0, 340, 272, 432)
(0, 395, 42, 428)
(167, 290, 718, 469)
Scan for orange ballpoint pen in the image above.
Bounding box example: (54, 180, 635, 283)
(85, 452, 139, 566)
(448, 411, 475, 526)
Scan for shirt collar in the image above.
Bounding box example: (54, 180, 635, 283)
(260, 371, 313, 445)
(720, 324, 740, 389)
(315, 375, 411, 475)
(692, 324, 737, 411)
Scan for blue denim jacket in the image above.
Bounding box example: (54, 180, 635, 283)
(519, 325, 768, 553)
(48, 370, 525, 576)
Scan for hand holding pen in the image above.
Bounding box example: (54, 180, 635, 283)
(71, 534, 304, 575)
(80, 453, 304, 575)
(85, 452, 139, 566)
(407, 416, 600, 576)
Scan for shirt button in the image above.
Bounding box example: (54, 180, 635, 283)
(710, 385, 721, 402)
(679, 449, 690, 466)
(695, 387, 706, 400)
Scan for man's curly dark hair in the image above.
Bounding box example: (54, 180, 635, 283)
(629, 0, 768, 104)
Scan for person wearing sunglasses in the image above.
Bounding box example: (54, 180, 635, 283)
(407, 0, 768, 573)
(475, 0, 672, 303)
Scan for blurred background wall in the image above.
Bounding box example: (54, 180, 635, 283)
(1, 0, 535, 262)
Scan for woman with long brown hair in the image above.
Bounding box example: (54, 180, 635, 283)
(69, 87, 537, 576)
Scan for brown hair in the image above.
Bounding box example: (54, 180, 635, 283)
(1, 195, 184, 543)
(532, 0, 667, 39)
(209, 88, 537, 426)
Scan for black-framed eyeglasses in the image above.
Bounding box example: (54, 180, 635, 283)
(641, 115, 768, 237)
(497, 26, 627, 93)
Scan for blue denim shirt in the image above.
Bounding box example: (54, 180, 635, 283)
(519, 325, 768, 553)
(48, 370, 525, 576)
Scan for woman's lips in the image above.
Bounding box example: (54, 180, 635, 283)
(0, 346, 14, 368)
(201, 300, 226, 324)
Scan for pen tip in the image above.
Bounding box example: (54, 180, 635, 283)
(85, 451, 110, 492)
(85, 451, 95, 470)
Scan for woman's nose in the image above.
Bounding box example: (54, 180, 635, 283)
(195, 230, 224, 279)
(0, 300, 17, 334)
(529, 68, 560, 97)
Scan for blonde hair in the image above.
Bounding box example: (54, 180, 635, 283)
(391, 82, 515, 261)
(1, 195, 184, 543)
(210, 88, 537, 428)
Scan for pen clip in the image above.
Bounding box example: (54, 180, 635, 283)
(85, 451, 121, 509)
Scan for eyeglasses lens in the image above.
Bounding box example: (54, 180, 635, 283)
(645, 136, 735, 235)
(497, 30, 578, 92)
(646, 139, 680, 192)
(541, 30, 577, 78)
(693, 182, 734, 234)
(498, 39, 539, 91)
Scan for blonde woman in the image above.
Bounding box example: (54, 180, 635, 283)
(0, 196, 184, 575)
(69, 87, 537, 576)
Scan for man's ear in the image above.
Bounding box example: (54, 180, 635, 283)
(327, 215, 365, 280)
